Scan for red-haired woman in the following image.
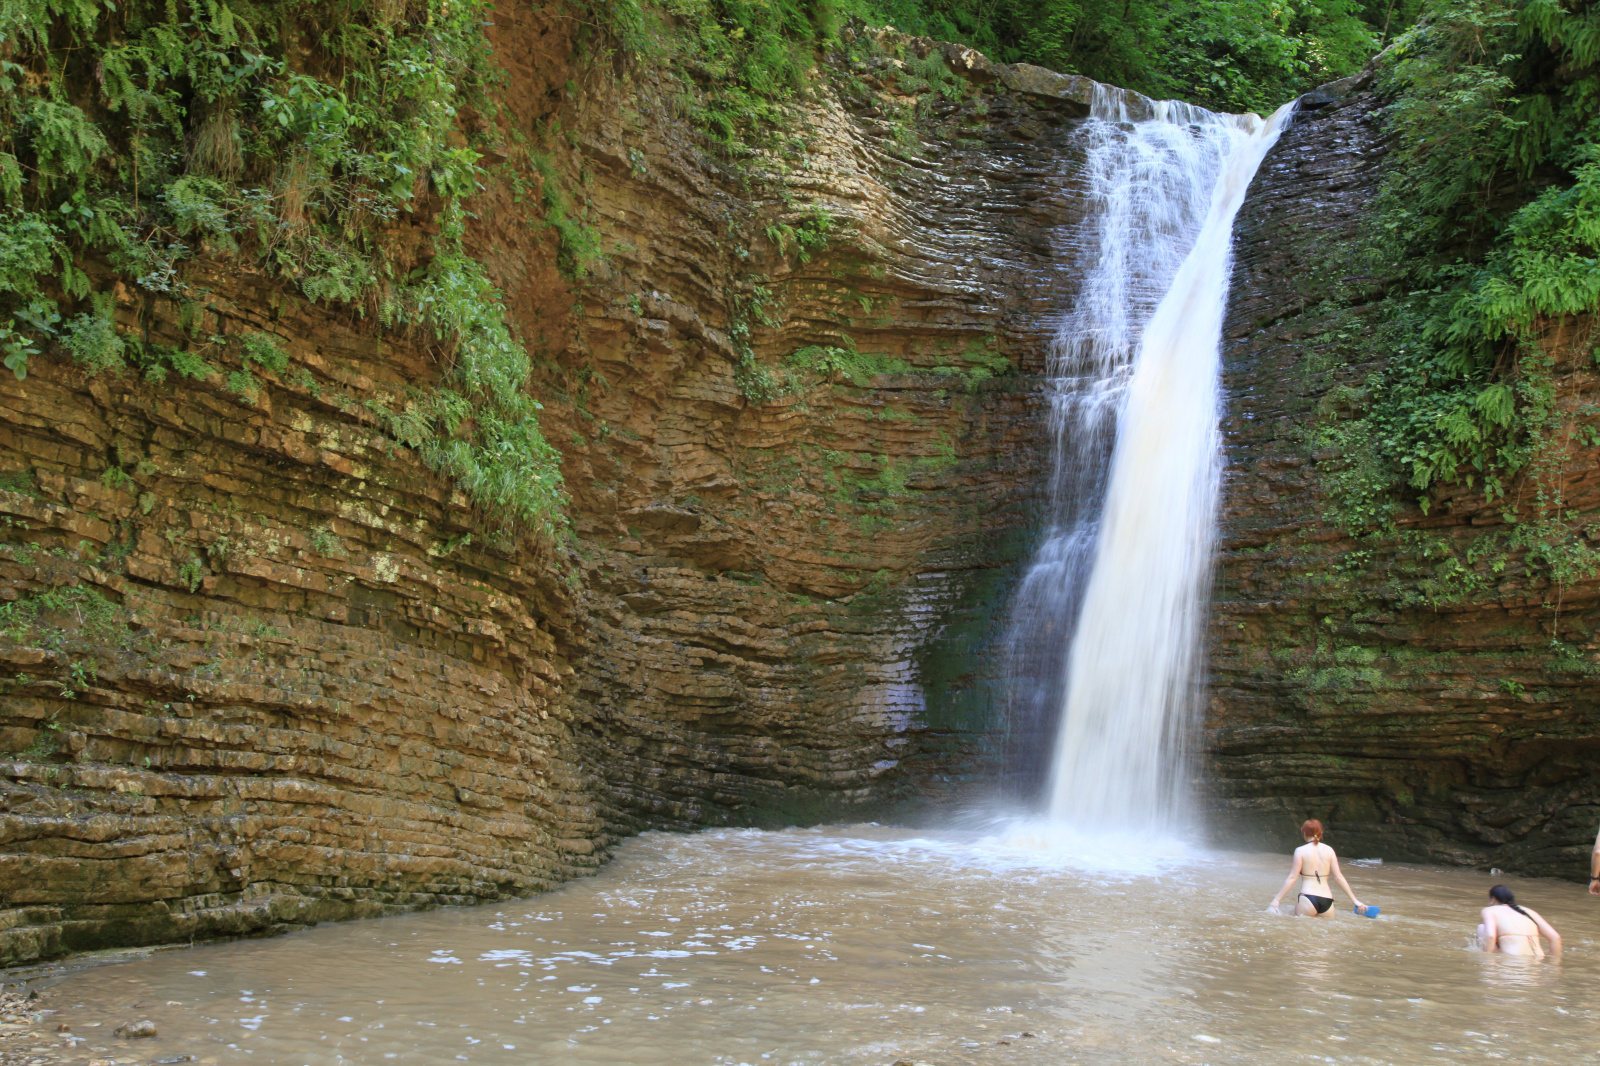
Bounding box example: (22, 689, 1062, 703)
(1267, 819, 1372, 917)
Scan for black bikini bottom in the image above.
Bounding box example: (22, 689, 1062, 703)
(1301, 893, 1334, 915)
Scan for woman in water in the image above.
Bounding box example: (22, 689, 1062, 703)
(1266, 819, 1371, 917)
(1479, 885, 1561, 956)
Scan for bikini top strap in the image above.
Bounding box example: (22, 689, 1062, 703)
(1308, 842, 1326, 882)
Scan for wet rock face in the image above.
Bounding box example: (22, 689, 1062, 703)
(544, 31, 1100, 831)
(1210, 85, 1600, 875)
(0, 22, 1095, 964)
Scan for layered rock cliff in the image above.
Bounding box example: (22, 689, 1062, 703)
(1209, 77, 1600, 875)
(0, 17, 1104, 965)
(6, 12, 1594, 973)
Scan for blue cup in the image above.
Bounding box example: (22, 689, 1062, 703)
(1355, 904, 1380, 918)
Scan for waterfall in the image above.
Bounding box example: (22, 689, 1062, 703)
(1003, 87, 1292, 834)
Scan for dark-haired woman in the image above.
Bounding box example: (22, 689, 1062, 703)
(1479, 885, 1561, 956)
(1267, 819, 1371, 917)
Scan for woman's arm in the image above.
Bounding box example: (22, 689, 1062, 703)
(1480, 907, 1498, 952)
(1529, 909, 1562, 955)
(1590, 826, 1600, 895)
(1329, 852, 1366, 911)
(1268, 851, 1304, 911)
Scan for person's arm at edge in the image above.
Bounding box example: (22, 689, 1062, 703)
(1481, 906, 1498, 952)
(1528, 908, 1562, 955)
(1590, 826, 1600, 894)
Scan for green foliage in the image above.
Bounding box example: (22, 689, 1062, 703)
(0, 580, 154, 708)
(788, 338, 910, 385)
(177, 555, 206, 593)
(240, 332, 288, 373)
(127, 336, 216, 384)
(308, 527, 345, 556)
(59, 312, 126, 372)
(529, 152, 603, 280)
(945, 0, 1394, 112)
(430, 531, 473, 557)
(223, 331, 290, 402)
(897, 48, 966, 99)
(12, 716, 62, 761)
(655, 0, 828, 143)
(58, 658, 96, 699)
(2, 0, 566, 538)
(765, 205, 836, 262)
(398, 223, 569, 532)
(0, 584, 128, 650)
(736, 329, 1008, 403)
(0, 215, 65, 299)
(957, 345, 1012, 383)
(1453, 155, 1600, 335)
(1323, 0, 1600, 520)
(580, 0, 1412, 124)
(0, 314, 42, 379)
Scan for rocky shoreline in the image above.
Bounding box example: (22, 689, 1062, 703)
(0, 985, 188, 1066)
(0, 989, 68, 1066)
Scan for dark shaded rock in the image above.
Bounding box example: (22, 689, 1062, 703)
(997, 64, 1095, 115)
(1209, 89, 1600, 878)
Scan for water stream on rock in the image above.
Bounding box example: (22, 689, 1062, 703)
(1003, 89, 1292, 832)
(27, 825, 1600, 1065)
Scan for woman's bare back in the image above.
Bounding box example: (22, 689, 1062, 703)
(1482, 903, 1545, 955)
(1296, 842, 1333, 893)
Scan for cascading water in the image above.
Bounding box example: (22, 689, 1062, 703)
(1003, 87, 1292, 834)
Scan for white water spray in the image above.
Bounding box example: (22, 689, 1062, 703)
(1008, 88, 1292, 834)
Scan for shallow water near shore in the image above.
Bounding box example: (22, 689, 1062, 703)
(29, 822, 1600, 1065)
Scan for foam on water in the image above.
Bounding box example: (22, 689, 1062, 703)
(679, 820, 1203, 882)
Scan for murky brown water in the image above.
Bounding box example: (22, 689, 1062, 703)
(28, 822, 1600, 1065)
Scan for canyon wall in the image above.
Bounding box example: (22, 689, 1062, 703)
(1209, 77, 1600, 875)
(0, 18, 1101, 965)
(7, 14, 1591, 973)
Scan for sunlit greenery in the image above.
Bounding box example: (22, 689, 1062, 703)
(574, 0, 1417, 118)
(1327, 0, 1600, 517)
(852, 0, 1414, 111)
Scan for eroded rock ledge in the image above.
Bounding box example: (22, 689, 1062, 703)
(0, 19, 1105, 965)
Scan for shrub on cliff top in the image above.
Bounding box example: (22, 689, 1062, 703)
(572, 0, 1416, 116)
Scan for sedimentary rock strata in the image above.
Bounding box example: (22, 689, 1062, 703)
(1210, 80, 1600, 874)
(0, 21, 1095, 964)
